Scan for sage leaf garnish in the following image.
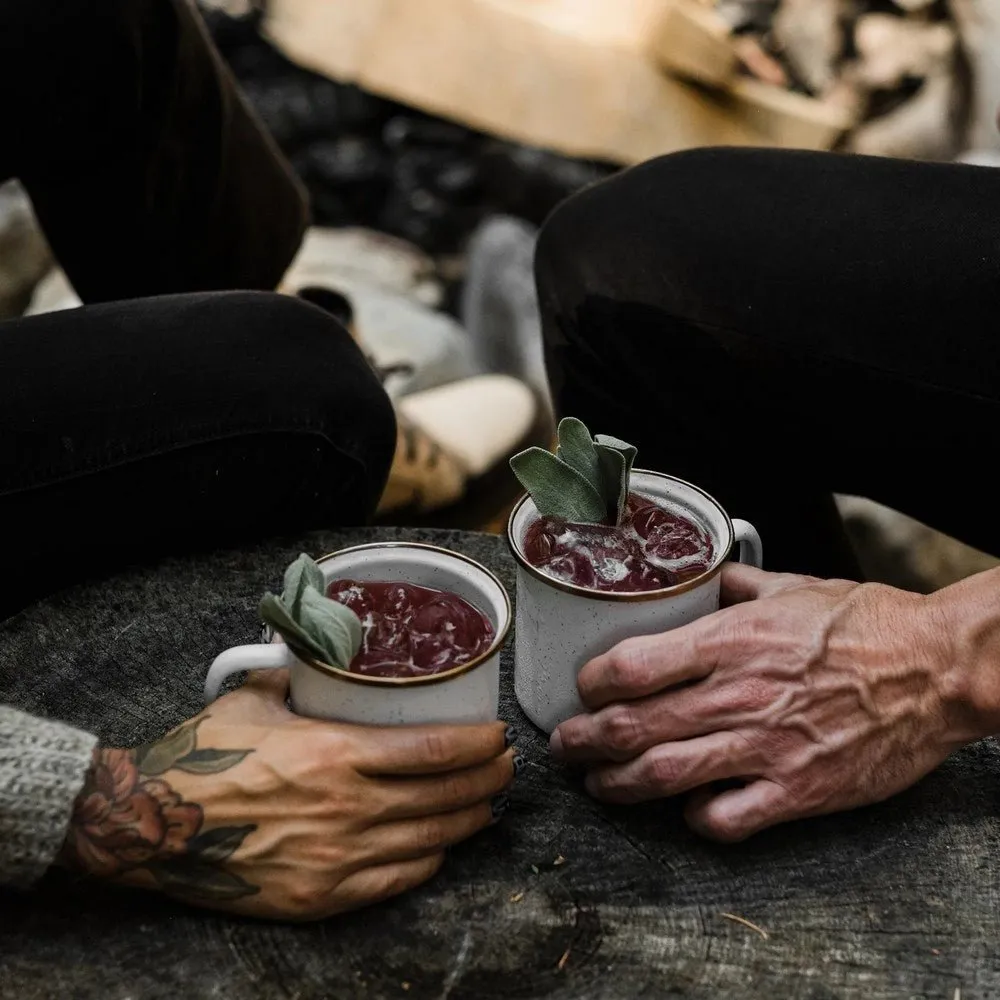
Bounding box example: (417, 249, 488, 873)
(595, 444, 627, 526)
(258, 592, 328, 662)
(556, 416, 602, 488)
(510, 447, 607, 523)
(297, 585, 363, 670)
(595, 433, 637, 526)
(510, 418, 639, 526)
(282, 553, 325, 618)
(259, 553, 362, 671)
(594, 433, 638, 469)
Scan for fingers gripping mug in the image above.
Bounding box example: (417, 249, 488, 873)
(506, 470, 762, 733)
(204, 543, 512, 726)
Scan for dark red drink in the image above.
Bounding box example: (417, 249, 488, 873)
(327, 579, 495, 678)
(522, 493, 714, 593)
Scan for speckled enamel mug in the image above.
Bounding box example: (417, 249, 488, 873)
(204, 542, 512, 726)
(506, 470, 762, 734)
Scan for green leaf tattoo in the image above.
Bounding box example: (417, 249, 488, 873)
(135, 718, 201, 776)
(148, 860, 259, 902)
(259, 553, 363, 671)
(173, 748, 253, 775)
(64, 729, 260, 903)
(510, 418, 639, 526)
(186, 825, 257, 863)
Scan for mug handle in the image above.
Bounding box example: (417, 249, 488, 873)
(731, 519, 763, 569)
(204, 643, 297, 704)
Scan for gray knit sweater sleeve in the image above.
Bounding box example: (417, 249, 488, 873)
(0, 706, 97, 887)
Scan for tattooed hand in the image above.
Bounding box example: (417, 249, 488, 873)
(60, 670, 516, 920)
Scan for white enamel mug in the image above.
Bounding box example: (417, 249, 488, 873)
(506, 470, 762, 734)
(204, 543, 512, 726)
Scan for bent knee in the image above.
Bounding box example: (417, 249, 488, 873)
(536, 150, 715, 307)
(201, 291, 396, 469)
(535, 147, 786, 334)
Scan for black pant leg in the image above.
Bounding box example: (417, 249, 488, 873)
(0, 292, 396, 614)
(537, 147, 1000, 579)
(0, 0, 307, 301)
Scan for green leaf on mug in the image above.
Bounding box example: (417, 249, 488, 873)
(594, 433, 637, 480)
(555, 416, 602, 488)
(259, 592, 329, 663)
(594, 444, 627, 527)
(297, 585, 363, 671)
(595, 434, 637, 526)
(510, 447, 606, 523)
(258, 554, 363, 671)
(282, 553, 325, 618)
(510, 418, 639, 526)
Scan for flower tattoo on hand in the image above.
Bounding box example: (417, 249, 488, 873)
(63, 718, 259, 902)
(69, 749, 202, 875)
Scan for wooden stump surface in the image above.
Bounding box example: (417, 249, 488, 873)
(2, 527, 1000, 999)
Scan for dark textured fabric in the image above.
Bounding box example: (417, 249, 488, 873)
(0, 291, 397, 615)
(537, 146, 1000, 580)
(0, 0, 309, 299)
(2, 527, 1000, 998)
(0, 0, 396, 614)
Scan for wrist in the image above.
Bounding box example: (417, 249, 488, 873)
(58, 744, 109, 876)
(58, 724, 259, 905)
(58, 745, 175, 882)
(926, 567, 1000, 741)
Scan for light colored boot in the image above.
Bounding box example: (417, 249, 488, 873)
(296, 282, 538, 517)
(377, 375, 537, 516)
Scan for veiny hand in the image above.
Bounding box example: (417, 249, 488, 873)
(62, 670, 516, 920)
(551, 564, 982, 842)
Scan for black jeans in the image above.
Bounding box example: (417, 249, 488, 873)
(537, 147, 1000, 582)
(0, 0, 396, 615)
